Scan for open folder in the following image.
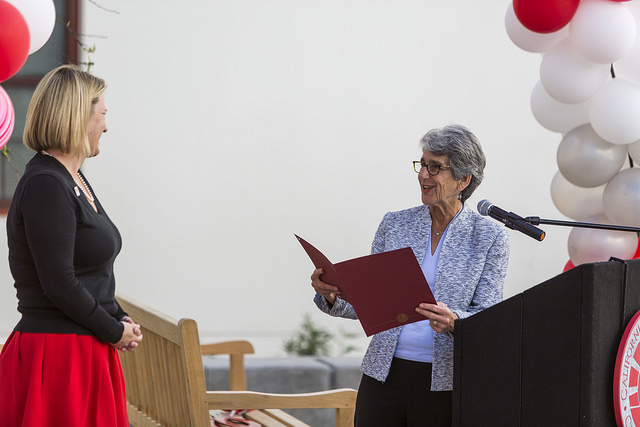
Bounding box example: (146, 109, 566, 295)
(295, 234, 436, 336)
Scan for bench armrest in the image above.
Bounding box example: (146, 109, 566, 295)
(201, 340, 254, 391)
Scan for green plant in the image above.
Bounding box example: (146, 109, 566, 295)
(283, 313, 359, 357)
(65, 21, 97, 71)
(65, 1, 120, 72)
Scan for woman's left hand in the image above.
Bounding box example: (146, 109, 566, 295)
(416, 301, 458, 334)
(116, 315, 143, 352)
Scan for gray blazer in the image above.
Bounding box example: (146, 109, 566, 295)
(314, 203, 510, 390)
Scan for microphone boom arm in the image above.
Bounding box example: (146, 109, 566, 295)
(523, 217, 640, 234)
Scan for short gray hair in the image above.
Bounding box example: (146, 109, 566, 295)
(419, 124, 486, 203)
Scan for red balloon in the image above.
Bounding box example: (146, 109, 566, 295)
(563, 259, 575, 272)
(513, 0, 580, 34)
(0, 0, 30, 83)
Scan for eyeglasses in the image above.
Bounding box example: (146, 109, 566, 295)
(413, 161, 452, 175)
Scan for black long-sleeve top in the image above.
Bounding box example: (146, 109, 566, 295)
(7, 152, 125, 344)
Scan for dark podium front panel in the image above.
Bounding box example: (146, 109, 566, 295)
(453, 259, 640, 426)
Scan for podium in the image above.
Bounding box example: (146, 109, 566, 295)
(453, 259, 640, 426)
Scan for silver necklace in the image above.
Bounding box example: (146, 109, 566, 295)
(41, 150, 94, 202)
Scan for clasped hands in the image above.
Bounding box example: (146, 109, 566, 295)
(112, 315, 143, 352)
(311, 267, 458, 333)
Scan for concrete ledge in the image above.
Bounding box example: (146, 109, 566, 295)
(203, 356, 361, 427)
(316, 356, 363, 390)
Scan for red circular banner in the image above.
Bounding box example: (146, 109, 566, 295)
(614, 310, 640, 426)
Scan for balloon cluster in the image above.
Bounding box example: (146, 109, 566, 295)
(0, 86, 15, 149)
(506, 0, 640, 267)
(0, 0, 56, 148)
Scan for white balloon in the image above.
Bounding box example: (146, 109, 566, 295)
(556, 124, 627, 187)
(530, 81, 589, 133)
(616, 45, 640, 86)
(626, 0, 640, 19)
(6, 0, 56, 55)
(629, 140, 640, 164)
(615, 2, 640, 85)
(589, 79, 640, 145)
(603, 168, 640, 227)
(568, 213, 638, 266)
(540, 39, 611, 104)
(550, 170, 605, 220)
(570, 0, 636, 64)
(505, 3, 568, 53)
(616, 0, 640, 84)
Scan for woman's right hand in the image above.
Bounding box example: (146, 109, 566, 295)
(113, 320, 143, 352)
(311, 268, 340, 305)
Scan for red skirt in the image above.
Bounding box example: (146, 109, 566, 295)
(0, 331, 129, 427)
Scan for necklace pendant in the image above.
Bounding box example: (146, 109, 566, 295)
(74, 186, 80, 197)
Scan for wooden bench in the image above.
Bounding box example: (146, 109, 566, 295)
(116, 293, 357, 427)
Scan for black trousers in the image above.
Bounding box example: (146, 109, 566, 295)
(354, 358, 452, 427)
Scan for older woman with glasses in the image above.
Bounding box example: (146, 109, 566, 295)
(310, 124, 510, 426)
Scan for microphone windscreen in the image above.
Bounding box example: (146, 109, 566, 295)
(477, 199, 493, 216)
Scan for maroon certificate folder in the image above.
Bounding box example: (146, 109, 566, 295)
(296, 234, 436, 336)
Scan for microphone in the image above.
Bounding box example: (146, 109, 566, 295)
(477, 199, 546, 241)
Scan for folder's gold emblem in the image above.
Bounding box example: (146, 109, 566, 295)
(397, 313, 408, 323)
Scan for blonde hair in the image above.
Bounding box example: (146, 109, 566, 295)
(23, 64, 106, 157)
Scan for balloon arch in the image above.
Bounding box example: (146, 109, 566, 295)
(0, 0, 638, 268)
(506, 0, 640, 269)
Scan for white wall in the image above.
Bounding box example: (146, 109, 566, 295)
(0, 1, 571, 356)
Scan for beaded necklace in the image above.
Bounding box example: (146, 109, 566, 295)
(41, 150, 95, 202)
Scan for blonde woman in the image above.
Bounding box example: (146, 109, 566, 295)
(0, 65, 141, 427)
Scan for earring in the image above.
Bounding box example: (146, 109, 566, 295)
(457, 192, 462, 200)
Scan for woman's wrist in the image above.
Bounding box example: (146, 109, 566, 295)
(325, 295, 336, 309)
